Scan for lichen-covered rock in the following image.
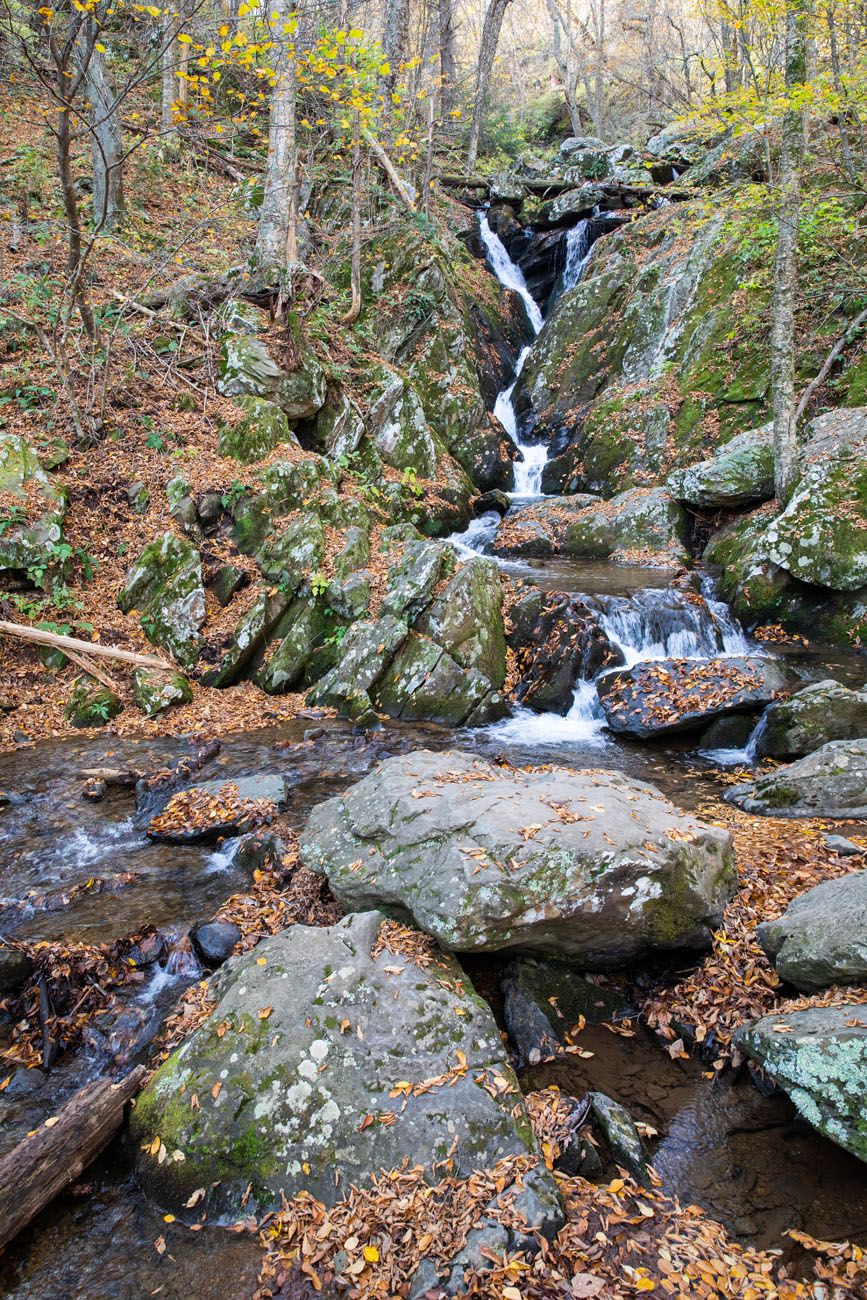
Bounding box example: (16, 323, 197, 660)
(0, 433, 68, 587)
(733, 1005, 867, 1162)
(414, 555, 506, 686)
(380, 538, 451, 623)
(493, 489, 689, 567)
(118, 532, 205, 669)
(509, 590, 623, 714)
(217, 396, 298, 463)
(757, 871, 867, 991)
(218, 329, 327, 421)
(588, 1092, 649, 1182)
(230, 457, 336, 555)
(542, 184, 606, 224)
(727, 740, 867, 818)
(307, 614, 409, 722)
(502, 959, 627, 1065)
(64, 675, 123, 728)
(254, 597, 340, 694)
(300, 750, 736, 962)
(131, 911, 560, 1225)
(667, 424, 774, 509)
(371, 633, 502, 726)
(256, 511, 325, 592)
(132, 667, 193, 717)
(752, 679, 867, 759)
(597, 655, 789, 738)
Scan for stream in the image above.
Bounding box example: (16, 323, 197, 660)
(1, 216, 866, 1296)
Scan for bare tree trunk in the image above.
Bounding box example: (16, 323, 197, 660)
(76, 21, 124, 229)
(382, 0, 410, 89)
(340, 114, 362, 326)
(438, 0, 457, 115)
(546, 0, 583, 133)
(255, 0, 297, 280)
(161, 15, 177, 137)
(771, 0, 808, 505)
(466, 0, 513, 172)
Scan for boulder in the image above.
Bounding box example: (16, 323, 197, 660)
(492, 489, 689, 567)
(380, 538, 451, 623)
(666, 424, 774, 509)
(414, 555, 506, 686)
(299, 750, 736, 963)
(131, 911, 560, 1226)
(757, 871, 867, 991)
(132, 667, 193, 717)
(0, 433, 68, 587)
(588, 1092, 649, 1182)
(728, 740, 867, 818)
(509, 590, 623, 714)
(371, 633, 504, 727)
(543, 185, 606, 224)
(146, 774, 288, 843)
(734, 1005, 867, 1162)
(752, 679, 867, 759)
(64, 675, 123, 728)
(217, 395, 298, 463)
(218, 330, 327, 421)
(211, 563, 249, 607)
(256, 511, 325, 591)
(597, 655, 789, 738)
(253, 597, 339, 694)
(307, 614, 409, 722)
(202, 587, 291, 687)
(502, 958, 627, 1065)
(190, 920, 242, 967)
(118, 532, 205, 669)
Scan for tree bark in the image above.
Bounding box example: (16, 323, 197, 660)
(161, 15, 177, 138)
(255, 0, 297, 280)
(466, 0, 513, 173)
(0, 1067, 146, 1251)
(382, 0, 410, 89)
(76, 21, 124, 229)
(341, 114, 362, 325)
(771, 0, 808, 505)
(438, 0, 457, 114)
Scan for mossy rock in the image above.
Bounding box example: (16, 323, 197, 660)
(117, 532, 205, 669)
(218, 327, 326, 421)
(132, 667, 193, 717)
(217, 396, 299, 464)
(0, 433, 68, 588)
(64, 675, 122, 728)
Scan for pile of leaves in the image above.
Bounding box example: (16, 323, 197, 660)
(147, 781, 278, 841)
(602, 659, 782, 731)
(644, 807, 867, 1062)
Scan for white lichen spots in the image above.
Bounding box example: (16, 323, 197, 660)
(309, 1038, 330, 1063)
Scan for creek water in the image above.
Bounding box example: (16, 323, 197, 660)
(1, 220, 867, 1295)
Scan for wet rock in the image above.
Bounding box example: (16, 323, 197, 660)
(588, 1092, 649, 1182)
(751, 679, 867, 759)
(414, 555, 506, 686)
(727, 740, 867, 819)
(698, 713, 758, 751)
(118, 531, 205, 669)
(492, 489, 689, 567)
(0, 433, 68, 587)
(734, 1004, 867, 1163)
(217, 395, 298, 463)
(211, 563, 249, 607)
(191, 921, 242, 967)
(230, 829, 286, 875)
(300, 750, 736, 963)
(667, 424, 774, 509)
(542, 184, 606, 224)
(218, 330, 327, 421)
(64, 675, 123, 728)
(597, 655, 789, 738)
(757, 871, 867, 991)
(146, 774, 288, 843)
(371, 634, 504, 727)
(509, 590, 623, 714)
(132, 667, 193, 718)
(476, 489, 511, 516)
(0, 943, 34, 997)
(502, 958, 627, 1065)
(131, 911, 560, 1226)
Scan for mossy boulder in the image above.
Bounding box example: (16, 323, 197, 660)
(217, 396, 299, 464)
(254, 596, 342, 694)
(218, 329, 327, 421)
(380, 537, 451, 623)
(727, 739, 867, 818)
(201, 587, 291, 688)
(307, 614, 409, 722)
(132, 667, 192, 717)
(256, 511, 325, 592)
(300, 750, 736, 961)
(667, 424, 775, 509)
(753, 679, 867, 759)
(492, 488, 689, 567)
(734, 1005, 867, 1162)
(64, 675, 123, 728)
(118, 532, 205, 669)
(371, 633, 502, 726)
(229, 456, 335, 555)
(0, 433, 68, 588)
(414, 554, 506, 686)
(131, 911, 560, 1229)
(757, 871, 867, 991)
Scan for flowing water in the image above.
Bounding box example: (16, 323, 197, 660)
(1, 216, 866, 1295)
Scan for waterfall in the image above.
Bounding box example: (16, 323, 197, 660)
(559, 219, 592, 295)
(478, 213, 544, 334)
(591, 588, 753, 668)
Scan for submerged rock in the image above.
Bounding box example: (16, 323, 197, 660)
(734, 1005, 867, 1163)
(751, 679, 867, 759)
(131, 911, 560, 1227)
(588, 1092, 649, 1182)
(597, 655, 788, 738)
(502, 958, 627, 1065)
(64, 675, 123, 728)
(118, 532, 205, 669)
(299, 750, 736, 963)
(727, 740, 867, 818)
(0, 943, 34, 997)
(757, 871, 867, 990)
(146, 774, 288, 843)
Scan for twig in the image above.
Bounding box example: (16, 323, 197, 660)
(794, 305, 867, 427)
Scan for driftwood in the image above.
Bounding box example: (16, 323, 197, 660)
(133, 738, 222, 827)
(0, 1066, 146, 1250)
(79, 766, 147, 786)
(0, 620, 173, 671)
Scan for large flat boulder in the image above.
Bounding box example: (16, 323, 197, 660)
(757, 871, 867, 991)
(131, 911, 561, 1228)
(752, 679, 867, 759)
(299, 750, 736, 963)
(597, 655, 788, 738)
(727, 739, 867, 818)
(734, 1005, 867, 1163)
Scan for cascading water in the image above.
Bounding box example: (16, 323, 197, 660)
(558, 218, 593, 297)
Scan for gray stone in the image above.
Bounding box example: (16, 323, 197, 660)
(666, 425, 774, 509)
(146, 774, 288, 843)
(371, 635, 498, 727)
(0, 944, 34, 997)
(307, 615, 409, 722)
(380, 539, 450, 623)
(825, 835, 866, 857)
(502, 959, 627, 1065)
(218, 331, 327, 421)
(588, 1092, 649, 1181)
(191, 921, 242, 967)
(132, 667, 192, 717)
(299, 750, 736, 962)
(211, 563, 249, 607)
(131, 911, 559, 1223)
(757, 871, 867, 990)
(734, 1005, 867, 1162)
(752, 680, 867, 759)
(118, 532, 205, 669)
(414, 555, 506, 686)
(727, 740, 867, 818)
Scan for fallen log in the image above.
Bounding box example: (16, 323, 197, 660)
(0, 1065, 146, 1250)
(0, 620, 173, 672)
(133, 738, 222, 827)
(79, 766, 147, 786)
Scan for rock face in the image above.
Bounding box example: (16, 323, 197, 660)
(300, 750, 736, 963)
(509, 590, 623, 715)
(0, 433, 68, 587)
(118, 532, 205, 669)
(727, 740, 867, 818)
(667, 425, 774, 509)
(757, 871, 867, 991)
(752, 680, 867, 759)
(131, 911, 559, 1225)
(734, 1005, 867, 1163)
(597, 655, 789, 738)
